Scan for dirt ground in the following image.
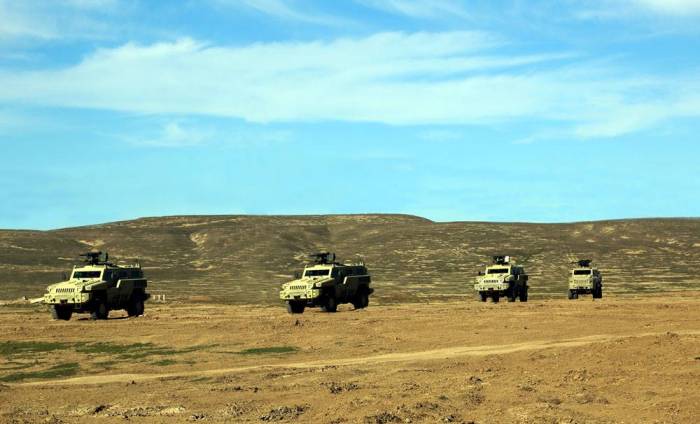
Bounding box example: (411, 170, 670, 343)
(1, 294, 699, 423)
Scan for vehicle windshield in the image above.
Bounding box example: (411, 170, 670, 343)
(72, 271, 102, 279)
(574, 270, 592, 275)
(487, 268, 509, 274)
(304, 269, 330, 277)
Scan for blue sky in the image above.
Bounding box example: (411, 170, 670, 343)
(1, 0, 699, 229)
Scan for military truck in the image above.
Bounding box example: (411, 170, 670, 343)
(280, 252, 373, 314)
(474, 255, 528, 303)
(568, 259, 602, 299)
(44, 252, 149, 320)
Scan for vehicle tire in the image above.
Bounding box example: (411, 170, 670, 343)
(572, 291, 578, 300)
(286, 301, 305, 314)
(126, 303, 136, 316)
(353, 290, 369, 309)
(91, 302, 109, 320)
(126, 293, 144, 317)
(479, 292, 488, 302)
(320, 296, 337, 313)
(51, 305, 72, 321)
(492, 294, 500, 303)
(594, 286, 603, 299)
(568, 290, 574, 300)
(362, 291, 370, 308)
(60, 307, 72, 320)
(519, 288, 528, 302)
(507, 286, 517, 302)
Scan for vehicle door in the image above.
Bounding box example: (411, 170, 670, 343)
(331, 268, 344, 300)
(116, 269, 132, 305)
(340, 268, 355, 301)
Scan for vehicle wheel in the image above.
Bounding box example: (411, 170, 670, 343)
(91, 302, 109, 320)
(519, 288, 528, 302)
(50, 305, 72, 321)
(320, 296, 337, 313)
(568, 290, 574, 300)
(572, 291, 578, 300)
(126, 303, 136, 316)
(507, 287, 517, 302)
(479, 292, 488, 302)
(492, 294, 500, 303)
(594, 286, 603, 299)
(286, 301, 305, 314)
(128, 292, 146, 317)
(353, 291, 369, 309)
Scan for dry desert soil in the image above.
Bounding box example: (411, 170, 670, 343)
(1, 293, 699, 423)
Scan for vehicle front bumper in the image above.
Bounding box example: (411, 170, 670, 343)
(569, 280, 593, 290)
(474, 282, 509, 292)
(280, 288, 321, 302)
(43, 293, 92, 311)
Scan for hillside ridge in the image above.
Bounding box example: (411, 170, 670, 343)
(1, 214, 699, 304)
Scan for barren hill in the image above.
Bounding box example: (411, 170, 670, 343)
(1, 214, 699, 304)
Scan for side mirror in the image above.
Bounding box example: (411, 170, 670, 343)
(478, 271, 484, 276)
(293, 272, 301, 279)
(61, 272, 68, 280)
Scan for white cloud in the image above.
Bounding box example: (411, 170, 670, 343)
(215, 0, 351, 26)
(631, 0, 700, 15)
(576, 0, 700, 20)
(119, 121, 210, 147)
(0, 0, 120, 41)
(121, 120, 293, 148)
(358, 0, 471, 19)
(0, 31, 698, 139)
(0, 1, 56, 39)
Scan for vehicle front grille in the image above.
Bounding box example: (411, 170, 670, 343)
(55, 288, 75, 293)
(289, 285, 308, 290)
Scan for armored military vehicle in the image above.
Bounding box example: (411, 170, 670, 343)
(280, 252, 373, 314)
(44, 252, 149, 320)
(568, 259, 602, 299)
(474, 255, 528, 303)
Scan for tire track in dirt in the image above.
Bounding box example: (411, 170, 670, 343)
(18, 329, 700, 387)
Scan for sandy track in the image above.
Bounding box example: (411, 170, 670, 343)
(19, 329, 700, 387)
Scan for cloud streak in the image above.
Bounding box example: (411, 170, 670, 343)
(358, 0, 471, 19)
(215, 0, 351, 26)
(632, 0, 700, 16)
(0, 0, 122, 41)
(1, 31, 698, 139)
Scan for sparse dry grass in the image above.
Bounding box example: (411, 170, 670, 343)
(1, 215, 699, 304)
